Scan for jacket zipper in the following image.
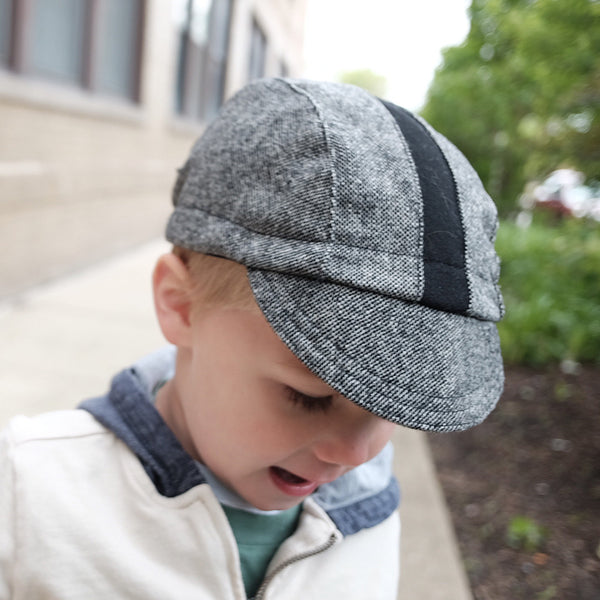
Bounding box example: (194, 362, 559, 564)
(253, 533, 338, 600)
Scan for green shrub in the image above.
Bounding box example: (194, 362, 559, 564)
(506, 515, 548, 552)
(496, 217, 600, 366)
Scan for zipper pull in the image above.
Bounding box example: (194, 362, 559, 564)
(254, 533, 338, 600)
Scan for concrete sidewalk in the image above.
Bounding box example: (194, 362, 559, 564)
(0, 240, 472, 600)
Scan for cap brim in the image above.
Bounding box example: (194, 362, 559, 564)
(248, 269, 504, 432)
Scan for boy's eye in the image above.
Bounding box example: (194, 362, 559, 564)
(286, 387, 333, 414)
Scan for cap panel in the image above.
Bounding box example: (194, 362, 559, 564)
(379, 100, 470, 315)
(173, 78, 335, 245)
(424, 124, 504, 321)
(294, 82, 425, 267)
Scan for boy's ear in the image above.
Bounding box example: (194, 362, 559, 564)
(152, 254, 194, 348)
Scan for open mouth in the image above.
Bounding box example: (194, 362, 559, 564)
(269, 466, 318, 497)
(271, 466, 308, 484)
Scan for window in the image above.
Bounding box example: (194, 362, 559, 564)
(1, 0, 144, 102)
(29, 0, 86, 84)
(174, 0, 233, 122)
(248, 17, 266, 81)
(0, 0, 14, 68)
(95, 0, 143, 99)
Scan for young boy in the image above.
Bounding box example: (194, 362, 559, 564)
(0, 78, 504, 599)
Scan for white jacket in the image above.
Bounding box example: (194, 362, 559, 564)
(0, 350, 400, 599)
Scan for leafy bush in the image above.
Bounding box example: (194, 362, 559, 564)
(496, 217, 600, 366)
(506, 516, 548, 552)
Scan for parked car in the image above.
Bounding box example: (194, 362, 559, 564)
(533, 169, 600, 221)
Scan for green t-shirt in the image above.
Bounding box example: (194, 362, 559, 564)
(223, 504, 302, 598)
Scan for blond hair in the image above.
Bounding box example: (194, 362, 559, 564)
(172, 246, 256, 311)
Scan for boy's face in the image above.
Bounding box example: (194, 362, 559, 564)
(158, 302, 396, 512)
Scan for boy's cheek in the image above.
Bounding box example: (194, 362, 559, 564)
(372, 422, 397, 456)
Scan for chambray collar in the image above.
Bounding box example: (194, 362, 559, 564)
(80, 348, 399, 536)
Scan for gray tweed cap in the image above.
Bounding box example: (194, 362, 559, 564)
(167, 77, 504, 432)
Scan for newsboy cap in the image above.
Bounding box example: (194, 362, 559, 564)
(167, 78, 504, 431)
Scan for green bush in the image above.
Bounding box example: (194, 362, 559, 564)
(496, 217, 600, 366)
(506, 515, 548, 552)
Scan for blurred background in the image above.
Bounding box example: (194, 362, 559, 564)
(0, 1, 598, 598)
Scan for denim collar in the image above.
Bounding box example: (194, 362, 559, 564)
(80, 347, 399, 536)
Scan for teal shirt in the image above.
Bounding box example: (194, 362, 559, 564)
(223, 504, 302, 598)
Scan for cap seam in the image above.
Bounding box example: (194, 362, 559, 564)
(282, 79, 339, 285)
(282, 80, 338, 243)
(170, 204, 498, 284)
(377, 101, 426, 310)
(418, 115, 474, 315)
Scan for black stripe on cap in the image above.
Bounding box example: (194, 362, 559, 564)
(379, 99, 469, 314)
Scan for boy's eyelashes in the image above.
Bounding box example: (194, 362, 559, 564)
(285, 387, 334, 414)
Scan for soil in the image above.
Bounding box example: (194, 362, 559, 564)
(428, 365, 600, 600)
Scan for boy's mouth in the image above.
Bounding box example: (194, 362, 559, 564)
(269, 466, 319, 497)
(271, 466, 307, 484)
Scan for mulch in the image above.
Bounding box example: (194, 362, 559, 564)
(428, 365, 600, 600)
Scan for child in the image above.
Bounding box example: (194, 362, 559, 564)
(0, 78, 504, 599)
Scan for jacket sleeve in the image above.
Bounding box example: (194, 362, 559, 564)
(0, 425, 15, 600)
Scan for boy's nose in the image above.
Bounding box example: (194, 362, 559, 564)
(312, 416, 395, 470)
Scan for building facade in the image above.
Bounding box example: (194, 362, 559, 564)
(0, 0, 306, 298)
